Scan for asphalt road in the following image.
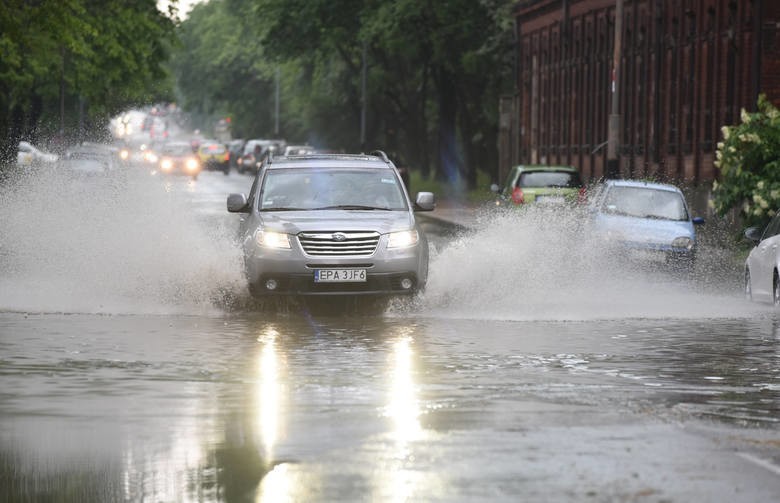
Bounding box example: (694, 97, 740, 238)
(1, 166, 779, 502)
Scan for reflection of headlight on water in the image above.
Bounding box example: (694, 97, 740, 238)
(388, 336, 422, 442)
(672, 236, 693, 250)
(255, 327, 286, 464)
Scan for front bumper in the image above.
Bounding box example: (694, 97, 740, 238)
(244, 237, 427, 296)
(249, 271, 421, 296)
(612, 241, 696, 265)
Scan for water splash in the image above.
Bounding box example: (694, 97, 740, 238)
(0, 164, 245, 314)
(401, 205, 766, 321)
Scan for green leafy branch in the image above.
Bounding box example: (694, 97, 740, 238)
(713, 94, 780, 228)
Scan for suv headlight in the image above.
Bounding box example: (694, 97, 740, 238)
(388, 230, 419, 249)
(671, 236, 693, 250)
(256, 230, 291, 249)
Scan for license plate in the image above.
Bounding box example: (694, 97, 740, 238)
(314, 269, 367, 283)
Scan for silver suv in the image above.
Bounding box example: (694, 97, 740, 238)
(227, 151, 435, 297)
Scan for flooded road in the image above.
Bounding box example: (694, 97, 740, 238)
(1, 167, 779, 501)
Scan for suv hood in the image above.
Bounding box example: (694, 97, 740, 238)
(260, 210, 414, 234)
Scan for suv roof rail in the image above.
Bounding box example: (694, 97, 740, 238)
(369, 150, 390, 163)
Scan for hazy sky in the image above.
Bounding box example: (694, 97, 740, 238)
(157, 0, 204, 20)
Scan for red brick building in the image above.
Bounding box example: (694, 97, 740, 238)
(499, 0, 780, 186)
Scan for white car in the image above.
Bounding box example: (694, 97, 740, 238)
(17, 141, 58, 166)
(744, 212, 780, 304)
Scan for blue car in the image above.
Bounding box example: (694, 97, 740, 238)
(587, 180, 705, 271)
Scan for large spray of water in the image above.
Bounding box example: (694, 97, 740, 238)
(0, 165, 245, 314)
(404, 205, 764, 321)
(1, 162, 763, 319)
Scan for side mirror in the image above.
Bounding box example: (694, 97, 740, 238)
(692, 217, 705, 226)
(414, 192, 435, 211)
(227, 193, 249, 213)
(744, 226, 762, 244)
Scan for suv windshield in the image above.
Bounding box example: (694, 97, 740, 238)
(601, 186, 688, 221)
(260, 167, 408, 211)
(518, 171, 582, 188)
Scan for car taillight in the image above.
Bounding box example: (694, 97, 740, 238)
(511, 187, 525, 205)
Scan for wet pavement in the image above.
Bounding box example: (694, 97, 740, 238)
(2, 312, 780, 502)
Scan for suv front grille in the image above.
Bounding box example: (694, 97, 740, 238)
(298, 231, 380, 256)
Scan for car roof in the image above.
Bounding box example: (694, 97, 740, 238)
(266, 153, 393, 170)
(604, 179, 682, 193)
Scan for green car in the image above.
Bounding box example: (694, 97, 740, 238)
(492, 165, 585, 206)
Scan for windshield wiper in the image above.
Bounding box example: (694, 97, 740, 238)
(260, 207, 307, 211)
(311, 205, 391, 211)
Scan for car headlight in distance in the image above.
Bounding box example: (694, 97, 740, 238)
(185, 158, 199, 172)
(160, 159, 173, 171)
(256, 230, 291, 249)
(388, 229, 419, 248)
(671, 236, 694, 251)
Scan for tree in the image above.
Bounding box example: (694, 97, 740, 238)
(169, 0, 514, 189)
(712, 95, 780, 229)
(0, 0, 176, 166)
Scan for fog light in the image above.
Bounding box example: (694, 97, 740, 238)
(265, 279, 278, 291)
(400, 277, 413, 290)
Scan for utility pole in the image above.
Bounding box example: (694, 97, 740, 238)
(606, 0, 623, 179)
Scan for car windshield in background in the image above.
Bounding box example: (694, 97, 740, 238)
(260, 168, 407, 211)
(602, 186, 688, 221)
(518, 171, 582, 188)
(162, 144, 192, 155)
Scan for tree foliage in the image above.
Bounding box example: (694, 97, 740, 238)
(713, 95, 780, 228)
(170, 0, 514, 188)
(0, 0, 176, 161)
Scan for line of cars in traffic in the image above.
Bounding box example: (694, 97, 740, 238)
(122, 137, 315, 179)
(15, 136, 317, 181)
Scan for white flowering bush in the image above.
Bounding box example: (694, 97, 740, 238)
(713, 94, 780, 227)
